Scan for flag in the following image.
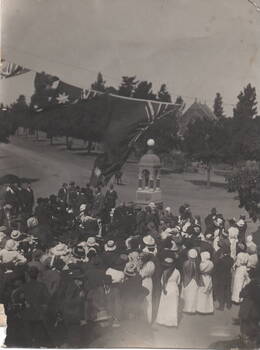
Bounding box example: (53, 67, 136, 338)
(31, 72, 98, 111)
(0, 60, 30, 79)
(89, 94, 181, 186)
(27, 71, 182, 186)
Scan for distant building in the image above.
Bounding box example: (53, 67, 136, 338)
(178, 99, 217, 135)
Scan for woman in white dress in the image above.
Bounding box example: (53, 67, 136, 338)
(196, 251, 214, 314)
(156, 257, 180, 327)
(228, 219, 239, 260)
(139, 253, 155, 324)
(182, 249, 203, 313)
(232, 252, 250, 303)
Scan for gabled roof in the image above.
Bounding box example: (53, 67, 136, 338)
(178, 100, 217, 133)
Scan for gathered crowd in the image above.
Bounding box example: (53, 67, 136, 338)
(0, 180, 260, 347)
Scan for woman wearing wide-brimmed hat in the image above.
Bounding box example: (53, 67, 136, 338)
(0, 239, 27, 265)
(156, 257, 180, 327)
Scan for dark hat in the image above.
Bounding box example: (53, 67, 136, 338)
(111, 256, 126, 271)
(52, 257, 65, 271)
(72, 246, 86, 259)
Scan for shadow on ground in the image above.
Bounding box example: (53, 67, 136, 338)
(185, 179, 227, 189)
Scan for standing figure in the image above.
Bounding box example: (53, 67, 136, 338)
(232, 252, 250, 304)
(139, 253, 155, 324)
(105, 184, 118, 210)
(67, 182, 78, 210)
(213, 245, 234, 310)
(196, 251, 214, 314)
(92, 187, 104, 219)
(114, 170, 123, 185)
(228, 218, 239, 260)
(239, 269, 260, 347)
(21, 267, 50, 348)
(156, 257, 180, 327)
(57, 183, 68, 205)
(182, 249, 202, 313)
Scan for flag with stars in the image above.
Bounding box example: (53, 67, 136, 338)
(31, 72, 99, 112)
(22, 69, 183, 186)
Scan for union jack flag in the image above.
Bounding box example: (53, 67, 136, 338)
(144, 101, 169, 122)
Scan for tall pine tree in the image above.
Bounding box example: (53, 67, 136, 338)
(233, 83, 257, 120)
(133, 81, 156, 100)
(118, 76, 138, 97)
(91, 72, 106, 92)
(213, 92, 225, 119)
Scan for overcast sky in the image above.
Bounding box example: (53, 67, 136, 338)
(1, 0, 260, 115)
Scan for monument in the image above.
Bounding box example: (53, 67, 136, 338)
(136, 139, 163, 208)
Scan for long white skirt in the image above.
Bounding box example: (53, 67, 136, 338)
(156, 270, 180, 327)
(182, 279, 198, 313)
(196, 275, 214, 314)
(142, 277, 153, 324)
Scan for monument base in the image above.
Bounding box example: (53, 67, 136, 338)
(135, 189, 163, 208)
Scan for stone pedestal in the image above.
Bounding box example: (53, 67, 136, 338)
(135, 139, 163, 208)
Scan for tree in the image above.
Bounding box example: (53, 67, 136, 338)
(213, 92, 225, 119)
(183, 118, 231, 187)
(91, 72, 106, 92)
(133, 81, 157, 100)
(233, 83, 257, 120)
(226, 165, 260, 222)
(157, 84, 172, 102)
(230, 84, 259, 163)
(10, 95, 30, 134)
(0, 107, 16, 143)
(175, 96, 185, 108)
(118, 76, 138, 97)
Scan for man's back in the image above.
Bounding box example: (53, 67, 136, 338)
(21, 280, 49, 320)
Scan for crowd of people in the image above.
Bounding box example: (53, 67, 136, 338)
(0, 180, 259, 348)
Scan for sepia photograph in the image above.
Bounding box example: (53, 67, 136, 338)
(0, 0, 260, 348)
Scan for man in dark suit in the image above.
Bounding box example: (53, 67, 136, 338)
(57, 183, 68, 205)
(92, 187, 104, 218)
(21, 267, 50, 347)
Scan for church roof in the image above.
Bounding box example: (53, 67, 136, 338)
(178, 100, 217, 134)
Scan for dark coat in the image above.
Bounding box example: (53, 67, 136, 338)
(57, 187, 68, 204)
(101, 251, 120, 269)
(104, 190, 118, 209)
(21, 280, 50, 321)
(92, 193, 104, 218)
(39, 269, 61, 296)
(57, 277, 84, 324)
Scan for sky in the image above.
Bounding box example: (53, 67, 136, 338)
(1, 0, 260, 115)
